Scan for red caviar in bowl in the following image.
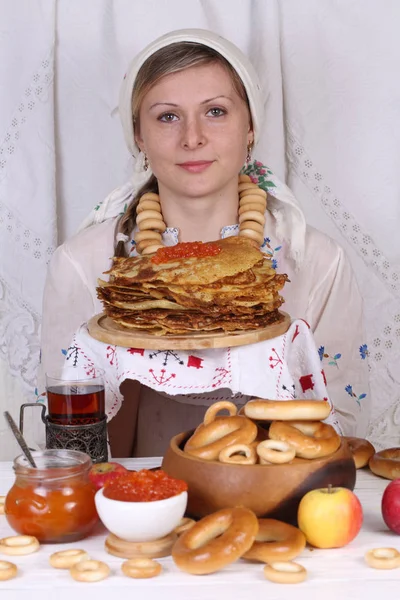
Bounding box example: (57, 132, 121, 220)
(151, 241, 221, 264)
(102, 469, 188, 502)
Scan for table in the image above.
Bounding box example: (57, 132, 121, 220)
(0, 458, 399, 600)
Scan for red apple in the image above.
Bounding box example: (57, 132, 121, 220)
(382, 479, 400, 534)
(89, 462, 128, 490)
(297, 485, 363, 548)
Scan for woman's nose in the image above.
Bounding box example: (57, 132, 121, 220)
(181, 116, 206, 149)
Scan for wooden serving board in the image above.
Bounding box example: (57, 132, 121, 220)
(105, 532, 176, 559)
(87, 311, 291, 350)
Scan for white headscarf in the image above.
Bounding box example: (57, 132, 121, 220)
(78, 29, 306, 266)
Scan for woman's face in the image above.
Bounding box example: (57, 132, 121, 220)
(135, 61, 253, 199)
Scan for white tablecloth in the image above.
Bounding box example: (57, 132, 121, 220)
(0, 459, 399, 600)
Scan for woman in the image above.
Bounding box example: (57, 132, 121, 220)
(40, 29, 370, 456)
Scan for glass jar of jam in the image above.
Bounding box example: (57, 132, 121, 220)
(5, 449, 98, 543)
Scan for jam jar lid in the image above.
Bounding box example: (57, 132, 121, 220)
(13, 449, 92, 481)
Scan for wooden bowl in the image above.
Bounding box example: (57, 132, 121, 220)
(161, 431, 356, 524)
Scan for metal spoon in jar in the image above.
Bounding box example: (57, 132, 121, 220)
(3, 411, 37, 468)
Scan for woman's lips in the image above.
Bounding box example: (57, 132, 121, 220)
(178, 161, 214, 173)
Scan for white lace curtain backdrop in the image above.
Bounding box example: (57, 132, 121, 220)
(0, 0, 399, 459)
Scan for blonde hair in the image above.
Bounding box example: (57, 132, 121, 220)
(115, 42, 251, 258)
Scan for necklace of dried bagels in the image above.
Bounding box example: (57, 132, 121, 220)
(134, 174, 267, 255)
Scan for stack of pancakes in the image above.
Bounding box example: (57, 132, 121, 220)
(97, 237, 289, 336)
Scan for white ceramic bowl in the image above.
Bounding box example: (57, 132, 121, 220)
(95, 488, 188, 542)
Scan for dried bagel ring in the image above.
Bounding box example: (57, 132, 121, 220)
(365, 547, 400, 569)
(0, 535, 39, 556)
(137, 237, 163, 251)
(263, 561, 307, 584)
(240, 188, 267, 199)
(0, 560, 17, 581)
(369, 448, 400, 480)
(218, 443, 257, 465)
(238, 228, 264, 244)
(121, 557, 162, 579)
(239, 220, 264, 234)
(268, 420, 341, 460)
(243, 519, 306, 563)
(174, 518, 196, 536)
(140, 192, 160, 202)
(238, 182, 259, 193)
(0, 497, 5, 515)
(49, 549, 90, 569)
(239, 192, 267, 203)
(343, 436, 375, 469)
(137, 200, 161, 213)
(141, 244, 164, 255)
(238, 174, 252, 183)
(239, 202, 267, 215)
(244, 399, 332, 422)
(184, 415, 258, 461)
(172, 507, 258, 574)
(69, 559, 110, 583)
(136, 210, 165, 225)
(238, 211, 265, 226)
(203, 401, 238, 426)
(137, 218, 166, 232)
(134, 230, 162, 242)
(256, 440, 296, 465)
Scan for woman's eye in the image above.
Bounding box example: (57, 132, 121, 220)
(158, 113, 178, 122)
(207, 107, 226, 117)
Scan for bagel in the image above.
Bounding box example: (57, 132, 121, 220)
(239, 202, 267, 215)
(343, 436, 375, 469)
(244, 399, 331, 422)
(240, 188, 267, 199)
(369, 448, 400, 480)
(238, 229, 264, 244)
(184, 415, 258, 461)
(256, 439, 296, 465)
(136, 200, 161, 213)
(238, 182, 260, 193)
(218, 443, 257, 465)
(172, 507, 259, 574)
(242, 519, 306, 563)
(137, 218, 166, 232)
(141, 244, 164, 255)
(238, 211, 265, 226)
(203, 401, 237, 426)
(268, 420, 341, 459)
(134, 230, 162, 243)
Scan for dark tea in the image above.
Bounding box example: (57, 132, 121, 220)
(47, 384, 105, 425)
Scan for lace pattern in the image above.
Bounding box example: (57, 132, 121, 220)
(0, 48, 55, 397)
(286, 126, 400, 295)
(286, 126, 400, 447)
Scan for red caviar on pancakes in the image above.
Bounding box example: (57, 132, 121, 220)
(151, 241, 221, 264)
(102, 469, 188, 502)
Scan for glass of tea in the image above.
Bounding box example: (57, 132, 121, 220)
(45, 369, 105, 426)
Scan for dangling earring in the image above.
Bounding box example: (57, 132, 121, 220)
(143, 154, 149, 172)
(246, 143, 253, 164)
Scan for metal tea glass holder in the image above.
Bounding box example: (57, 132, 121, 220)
(19, 403, 108, 464)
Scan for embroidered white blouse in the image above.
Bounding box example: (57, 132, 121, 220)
(39, 208, 371, 438)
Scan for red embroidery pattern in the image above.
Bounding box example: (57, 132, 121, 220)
(127, 348, 145, 356)
(269, 348, 283, 369)
(291, 324, 300, 343)
(299, 374, 315, 393)
(149, 368, 176, 384)
(275, 334, 287, 396)
(300, 319, 311, 329)
(107, 345, 117, 365)
(187, 355, 204, 369)
(212, 368, 230, 388)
